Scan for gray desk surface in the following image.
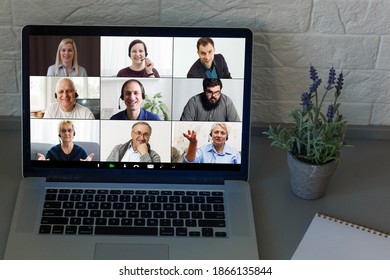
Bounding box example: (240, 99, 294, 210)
(1, 121, 390, 259)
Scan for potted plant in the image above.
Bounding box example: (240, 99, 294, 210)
(263, 65, 348, 199)
(142, 92, 169, 121)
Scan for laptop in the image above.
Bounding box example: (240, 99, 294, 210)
(5, 25, 258, 259)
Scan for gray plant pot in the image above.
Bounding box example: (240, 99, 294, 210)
(287, 152, 338, 200)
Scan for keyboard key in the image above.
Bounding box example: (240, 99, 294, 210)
(77, 210, 89, 217)
(160, 219, 171, 227)
(90, 210, 101, 217)
(43, 201, 61, 208)
(63, 202, 74, 209)
(207, 196, 224, 203)
(140, 211, 152, 218)
(108, 218, 120, 226)
(128, 211, 139, 218)
(46, 189, 58, 194)
(39, 225, 52, 234)
(75, 202, 87, 209)
(113, 203, 124, 210)
(115, 210, 127, 218)
(69, 218, 82, 225)
(84, 189, 96, 194)
(179, 212, 190, 219)
(97, 190, 109, 194)
(70, 194, 82, 201)
(163, 203, 174, 211)
(102, 210, 114, 217)
(134, 219, 146, 226)
(198, 220, 226, 227)
(57, 194, 69, 201)
(100, 202, 111, 209)
(95, 195, 106, 202)
(96, 218, 107, 225)
(41, 217, 68, 225)
(173, 219, 184, 227)
(202, 228, 214, 237)
(147, 219, 158, 226)
(82, 194, 93, 201)
(87, 202, 98, 209)
(175, 204, 187, 211)
(42, 209, 63, 217)
(185, 220, 197, 227)
(166, 211, 177, 219)
(160, 227, 174, 236)
(52, 226, 64, 234)
(107, 195, 119, 202)
(79, 226, 93, 234)
(95, 226, 158, 235)
(204, 212, 225, 219)
(121, 218, 133, 226)
(65, 225, 77, 234)
(83, 218, 94, 225)
(176, 228, 187, 236)
(64, 209, 76, 217)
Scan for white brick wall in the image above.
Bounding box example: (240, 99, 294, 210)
(0, 0, 389, 125)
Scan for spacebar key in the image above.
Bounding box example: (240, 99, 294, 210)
(95, 226, 158, 235)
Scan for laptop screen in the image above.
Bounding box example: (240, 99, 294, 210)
(22, 25, 253, 184)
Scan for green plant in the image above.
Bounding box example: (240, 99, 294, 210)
(263, 65, 348, 164)
(142, 92, 169, 121)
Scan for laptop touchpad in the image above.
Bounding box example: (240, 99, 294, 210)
(94, 244, 169, 260)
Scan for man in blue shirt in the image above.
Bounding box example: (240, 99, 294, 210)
(183, 122, 240, 164)
(110, 79, 160, 120)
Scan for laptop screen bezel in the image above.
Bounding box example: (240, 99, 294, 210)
(21, 25, 253, 184)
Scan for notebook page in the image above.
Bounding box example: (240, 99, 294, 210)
(292, 212, 390, 259)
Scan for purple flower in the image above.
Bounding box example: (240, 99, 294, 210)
(309, 78, 322, 93)
(327, 104, 334, 122)
(309, 65, 319, 81)
(326, 67, 336, 90)
(335, 72, 344, 93)
(301, 92, 312, 110)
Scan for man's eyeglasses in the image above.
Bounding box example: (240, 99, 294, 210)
(132, 130, 150, 138)
(60, 128, 74, 134)
(205, 89, 221, 96)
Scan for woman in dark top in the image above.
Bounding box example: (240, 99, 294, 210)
(37, 120, 94, 161)
(117, 39, 160, 78)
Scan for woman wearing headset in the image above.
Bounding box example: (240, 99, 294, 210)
(116, 39, 160, 78)
(37, 120, 94, 161)
(183, 122, 240, 164)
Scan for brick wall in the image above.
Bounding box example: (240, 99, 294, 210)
(0, 0, 389, 125)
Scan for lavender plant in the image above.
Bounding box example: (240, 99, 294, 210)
(264, 65, 347, 164)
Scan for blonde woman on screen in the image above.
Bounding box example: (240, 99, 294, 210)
(47, 38, 87, 77)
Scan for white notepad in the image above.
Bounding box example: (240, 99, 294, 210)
(292, 212, 390, 259)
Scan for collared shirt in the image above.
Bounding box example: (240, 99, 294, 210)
(183, 143, 241, 164)
(180, 93, 240, 121)
(110, 108, 161, 120)
(47, 64, 88, 77)
(202, 61, 218, 78)
(121, 142, 141, 162)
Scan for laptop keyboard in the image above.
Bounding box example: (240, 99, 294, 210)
(39, 188, 227, 237)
